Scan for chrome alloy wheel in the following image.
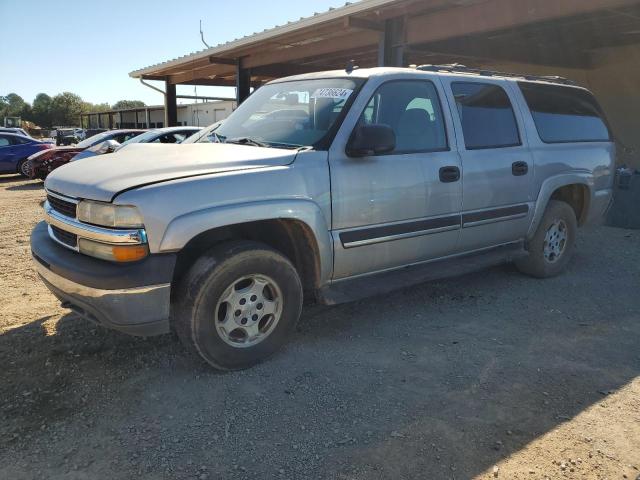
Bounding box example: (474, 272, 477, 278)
(20, 160, 31, 177)
(214, 274, 283, 348)
(543, 219, 568, 264)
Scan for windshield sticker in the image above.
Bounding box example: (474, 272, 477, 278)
(311, 88, 353, 100)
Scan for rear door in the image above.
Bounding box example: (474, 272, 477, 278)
(441, 78, 534, 251)
(329, 77, 462, 279)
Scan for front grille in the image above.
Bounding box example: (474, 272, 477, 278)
(47, 194, 77, 218)
(51, 225, 78, 248)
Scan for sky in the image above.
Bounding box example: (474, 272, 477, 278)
(0, 0, 350, 107)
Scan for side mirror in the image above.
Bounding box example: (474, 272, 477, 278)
(90, 139, 120, 155)
(103, 139, 121, 153)
(346, 124, 396, 157)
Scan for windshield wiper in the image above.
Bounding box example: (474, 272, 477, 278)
(225, 137, 271, 148)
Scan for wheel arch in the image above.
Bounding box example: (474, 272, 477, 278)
(528, 173, 593, 239)
(163, 200, 332, 301)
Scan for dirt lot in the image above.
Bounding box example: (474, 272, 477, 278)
(0, 173, 638, 480)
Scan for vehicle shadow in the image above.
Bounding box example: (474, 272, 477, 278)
(6, 182, 44, 191)
(0, 227, 638, 479)
(0, 174, 27, 184)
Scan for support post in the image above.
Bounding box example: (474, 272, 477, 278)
(108, 113, 113, 129)
(236, 59, 251, 105)
(379, 17, 406, 67)
(164, 80, 178, 127)
(145, 108, 150, 128)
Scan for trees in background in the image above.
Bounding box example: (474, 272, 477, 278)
(0, 92, 146, 127)
(112, 100, 146, 110)
(32, 93, 52, 127)
(0, 93, 32, 121)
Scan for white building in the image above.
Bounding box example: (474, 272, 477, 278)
(82, 100, 236, 129)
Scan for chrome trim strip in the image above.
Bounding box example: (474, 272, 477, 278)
(463, 212, 529, 228)
(342, 224, 460, 248)
(45, 188, 79, 204)
(44, 202, 146, 245)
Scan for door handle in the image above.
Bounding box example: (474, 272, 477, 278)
(512, 161, 529, 176)
(439, 166, 460, 183)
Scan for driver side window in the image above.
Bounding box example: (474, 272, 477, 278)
(359, 80, 448, 154)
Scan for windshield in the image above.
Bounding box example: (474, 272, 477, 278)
(76, 131, 113, 148)
(119, 129, 159, 147)
(194, 78, 363, 149)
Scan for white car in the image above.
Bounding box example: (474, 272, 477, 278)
(0, 127, 30, 138)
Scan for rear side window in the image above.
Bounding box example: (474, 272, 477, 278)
(451, 82, 521, 150)
(518, 82, 611, 143)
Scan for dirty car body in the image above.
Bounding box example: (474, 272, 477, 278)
(31, 67, 614, 370)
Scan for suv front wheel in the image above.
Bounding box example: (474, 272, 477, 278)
(174, 241, 303, 370)
(516, 200, 577, 278)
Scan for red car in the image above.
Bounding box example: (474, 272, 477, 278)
(28, 129, 144, 180)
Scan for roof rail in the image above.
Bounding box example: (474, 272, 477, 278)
(415, 63, 577, 86)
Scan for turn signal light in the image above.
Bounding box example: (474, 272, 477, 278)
(78, 238, 148, 263)
(112, 245, 149, 262)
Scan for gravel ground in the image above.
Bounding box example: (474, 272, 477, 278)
(0, 173, 639, 480)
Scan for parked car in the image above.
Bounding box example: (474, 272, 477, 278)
(28, 129, 145, 179)
(72, 126, 203, 161)
(0, 133, 53, 176)
(32, 66, 614, 370)
(55, 128, 86, 146)
(0, 127, 31, 138)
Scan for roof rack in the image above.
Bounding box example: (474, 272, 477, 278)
(415, 63, 576, 86)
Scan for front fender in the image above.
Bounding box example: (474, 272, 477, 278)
(527, 171, 593, 239)
(159, 198, 333, 284)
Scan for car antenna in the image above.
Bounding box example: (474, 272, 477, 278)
(346, 60, 359, 73)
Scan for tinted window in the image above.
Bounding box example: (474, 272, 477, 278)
(0, 136, 10, 147)
(518, 82, 611, 143)
(452, 82, 520, 149)
(359, 80, 447, 153)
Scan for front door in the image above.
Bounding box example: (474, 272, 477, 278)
(0, 134, 17, 173)
(329, 78, 462, 279)
(441, 79, 534, 252)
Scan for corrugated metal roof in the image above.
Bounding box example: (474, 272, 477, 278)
(129, 0, 402, 77)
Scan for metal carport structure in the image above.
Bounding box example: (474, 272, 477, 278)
(130, 0, 640, 165)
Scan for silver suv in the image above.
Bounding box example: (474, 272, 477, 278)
(31, 66, 614, 370)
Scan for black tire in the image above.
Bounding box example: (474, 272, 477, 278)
(173, 241, 303, 370)
(515, 200, 577, 278)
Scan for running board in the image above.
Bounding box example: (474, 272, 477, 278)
(318, 242, 528, 305)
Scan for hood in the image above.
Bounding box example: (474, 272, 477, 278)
(45, 143, 298, 202)
(29, 146, 82, 162)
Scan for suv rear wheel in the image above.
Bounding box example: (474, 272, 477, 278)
(173, 241, 303, 370)
(516, 200, 577, 278)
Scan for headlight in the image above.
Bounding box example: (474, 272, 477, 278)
(77, 200, 144, 228)
(78, 238, 149, 263)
